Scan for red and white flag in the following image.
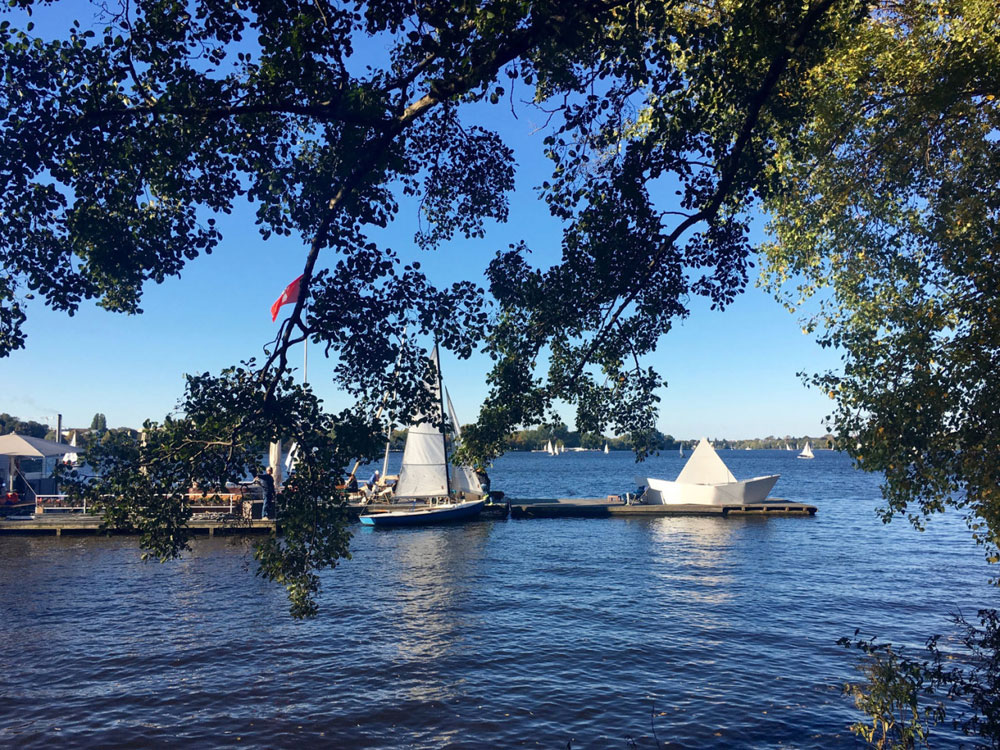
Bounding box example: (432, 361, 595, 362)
(270, 274, 303, 322)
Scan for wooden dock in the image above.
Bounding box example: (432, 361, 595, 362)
(0, 498, 813, 535)
(0, 513, 277, 536)
(509, 497, 817, 519)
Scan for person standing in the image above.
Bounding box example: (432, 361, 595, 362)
(258, 467, 276, 520)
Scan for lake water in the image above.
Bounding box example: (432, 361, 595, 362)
(1, 450, 996, 748)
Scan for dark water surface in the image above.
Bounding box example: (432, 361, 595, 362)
(1, 450, 996, 748)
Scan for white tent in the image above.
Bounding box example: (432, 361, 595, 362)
(0, 434, 79, 457)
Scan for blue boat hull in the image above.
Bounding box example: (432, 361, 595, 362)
(359, 499, 485, 527)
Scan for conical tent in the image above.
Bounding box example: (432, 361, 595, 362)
(676, 439, 737, 485)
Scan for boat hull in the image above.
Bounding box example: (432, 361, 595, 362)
(638, 474, 780, 505)
(359, 499, 485, 527)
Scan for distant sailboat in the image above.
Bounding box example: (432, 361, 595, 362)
(679, 443, 684, 458)
(785, 443, 792, 451)
(546, 439, 555, 456)
(798, 441, 815, 460)
(603, 443, 609, 455)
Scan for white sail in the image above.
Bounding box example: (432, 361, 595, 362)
(798, 441, 814, 459)
(395, 351, 449, 498)
(63, 432, 79, 465)
(546, 439, 554, 455)
(603, 443, 609, 454)
(268, 439, 283, 489)
(445, 387, 482, 495)
(284, 441, 299, 473)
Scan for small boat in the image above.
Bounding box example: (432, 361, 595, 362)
(785, 443, 792, 451)
(360, 498, 485, 526)
(798, 441, 815, 460)
(603, 443, 609, 455)
(546, 439, 555, 456)
(678, 444, 684, 458)
(637, 439, 779, 505)
(359, 344, 486, 527)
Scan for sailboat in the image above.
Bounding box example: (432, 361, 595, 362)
(785, 443, 792, 451)
(797, 441, 815, 460)
(637, 439, 780, 505)
(546, 439, 555, 456)
(360, 346, 485, 527)
(678, 443, 684, 458)
(603, 443, 609, 455)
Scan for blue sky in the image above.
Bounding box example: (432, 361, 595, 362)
(2, 7, 841, 439)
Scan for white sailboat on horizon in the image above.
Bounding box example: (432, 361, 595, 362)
(798, 441, 815, 460)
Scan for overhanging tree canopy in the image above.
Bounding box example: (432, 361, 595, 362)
(762, 0, 1000, 570)
(2, 0, 869, 614)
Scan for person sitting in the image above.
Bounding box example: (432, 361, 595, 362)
(346, 474, 359, 493)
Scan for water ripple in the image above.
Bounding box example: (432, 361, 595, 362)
(1, 451, 996, 747)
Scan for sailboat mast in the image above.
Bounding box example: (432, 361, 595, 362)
(435, 338, 451, 498)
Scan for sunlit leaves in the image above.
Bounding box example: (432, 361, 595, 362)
(762, 0, 1000, 571)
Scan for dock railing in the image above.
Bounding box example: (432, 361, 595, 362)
(34, 490, 261, 517)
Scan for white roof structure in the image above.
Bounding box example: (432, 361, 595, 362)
(676, 438, 737, 485)
(0, 433, 79, 458)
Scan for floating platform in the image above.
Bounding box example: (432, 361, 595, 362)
(508, 497, 816, 519)
(0, 498, 812, 536)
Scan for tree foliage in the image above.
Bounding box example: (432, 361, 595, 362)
(1, 0, 869, 613)
(840, 609, 1000, 749)
(0, 412, 48, 438)
(762, 0, 1000, 568)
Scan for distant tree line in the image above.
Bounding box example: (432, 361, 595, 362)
(0, 412, 137, 446)
(0, 413, 48, 439)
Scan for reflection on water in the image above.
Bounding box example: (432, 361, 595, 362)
(647, 517, 736, 610)
(1, 451, 995, 749)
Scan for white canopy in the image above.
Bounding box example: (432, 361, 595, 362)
(676, 439, 737, 485)
(0, 433, 79, 458)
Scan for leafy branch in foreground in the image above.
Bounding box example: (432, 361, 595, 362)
(840, 609, 1000, 749)
(60, 365, 385, 615)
